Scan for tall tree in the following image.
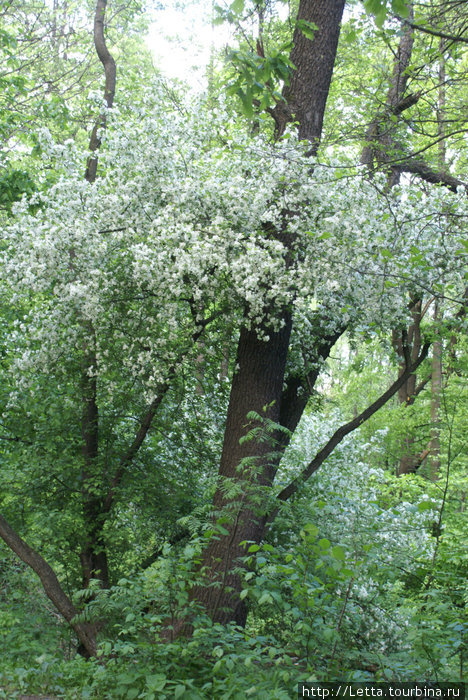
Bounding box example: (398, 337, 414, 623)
(189, 0, 347, 628)
(0, 0, 465, 657)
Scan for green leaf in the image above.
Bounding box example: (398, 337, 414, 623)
(364, 0, 387, 27)
(248, 544, 261, 552)
(391, 0, 410, 17)
(296, 19, 318, 40)
(258, 592, 273, 605)
(331, 545, 346, 561)
(230, 0, 245, 14)
(303, 523, 319, 537)
(417, 501, 434, 511)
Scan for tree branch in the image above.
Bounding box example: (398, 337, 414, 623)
(399, 17, 468, 46)
(0, 514, 97, 658)
(412, 374, 432, 401)
(392, 91, 422, 116)
(395, 158, 468, 193)
(102, 383, 171, 513)
(279, 325, 345, 438)
(102, 316, 221, 513)
(275, 342, 431, 503)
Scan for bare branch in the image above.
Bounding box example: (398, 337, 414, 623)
(395, 158, 468, 193)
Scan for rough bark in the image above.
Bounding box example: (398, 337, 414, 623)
(273, 0, 346, 150)
(190, 318, 293, 626)
(361, 9, 415, 187)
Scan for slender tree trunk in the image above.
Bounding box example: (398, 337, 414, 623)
(429, 315, 442, 481)
(78, 0, 116, 591)
(359, 16, 444, 478)
(79, 333, 110, 589)
(428, 48, 446, 482)
(392, 299, 427, 476)
(0, 514, 97, 658)
(0, 0, 116, 660)
(361, 5, 415, 184)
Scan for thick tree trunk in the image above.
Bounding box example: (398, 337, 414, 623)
(191, 319, 292, 625)
(273, 0, 346, 149)
(191, 0, 346, 628)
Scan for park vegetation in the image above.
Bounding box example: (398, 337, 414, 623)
(0, 0, 466, 696)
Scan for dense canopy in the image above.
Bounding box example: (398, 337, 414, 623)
(0, 0, 466, 696)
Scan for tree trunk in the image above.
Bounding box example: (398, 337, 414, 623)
(191, 0, 346, 627)
(191, 319, 292, 625)
(78, 0, 116, 590)
(0, 0, 116, 659)
(0, 514, 97, 658)
(429, 51, 446, 482)
(79, 336, 110, 589)
(361, 5, 415, 185)
(273, 0, 346, 149)
(392, 299, 427, 476)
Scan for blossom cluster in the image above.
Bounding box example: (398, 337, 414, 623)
(1, 84, 466, 405)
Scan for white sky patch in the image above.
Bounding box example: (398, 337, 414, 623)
(145, 0, 232, 88)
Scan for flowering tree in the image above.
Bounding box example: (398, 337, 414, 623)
(0, 0, 466, 657)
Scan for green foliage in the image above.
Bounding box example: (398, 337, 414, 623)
(0, 0, 467, 695)
(225, 46, 294, 118)
(0, 167, 36, 212)
(1, 421, 466, 694)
